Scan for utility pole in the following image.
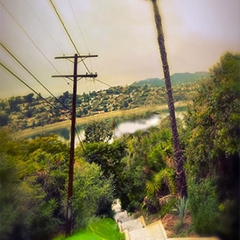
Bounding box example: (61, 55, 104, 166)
(52, 53, 98, 236)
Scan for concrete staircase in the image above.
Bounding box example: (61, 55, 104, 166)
(112, 200, 167, 240)
(126, 220, 167, 240)
(112, 199, 219, 240)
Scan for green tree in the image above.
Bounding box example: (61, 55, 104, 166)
(8, 96, 22, 112)
(184, 53, 240, 239)
(0, 111, 9, 126)
(0, 132, 69, 240)
(71, 161, 114, 229)
(84, 121, 113, 143)
(80, 140, 127, 179)
(23, 93, 34, 103)
(119, 127, 176, 212)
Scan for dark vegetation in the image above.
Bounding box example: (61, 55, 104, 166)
(0, 53, 239, 240)
(0, 72, 203, 131)
(132, 71, 209, 87)
(183, 53, 239, 239)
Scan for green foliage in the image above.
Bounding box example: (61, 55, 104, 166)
(0, 111, 9, 126)
(119, 163, 145, 211)
(53, 218, 124, 240)
(0, 128, 122, 239)
(0, 132, 69, 240)
(146, 168, 176, 198)
(84, 121, 113, 143)
(2, 80, 195, 132)
(0, 155, 19, 239)
(86, 218, 124, 240)
(187, 177, 219, 235)
(159, 198, 177, 218)
(131, 72, 209, 87)
(177, 197, 188, 220)
(80, 140, 127, 178)
(117, 126, 176, 212)
(25, 199, 60, 240)
(159, 115, 183, 131)
(72, 161, 114, 229)
(184, 53, 240, 239)
(23, 93, 35, 103)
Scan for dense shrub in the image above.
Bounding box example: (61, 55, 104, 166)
(187, 177, 219, 235)
(184, 53, 240, 240)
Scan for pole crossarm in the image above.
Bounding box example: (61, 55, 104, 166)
(55, 54, 98, 59)
(52, 74, 98, 78)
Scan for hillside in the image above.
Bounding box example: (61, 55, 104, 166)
(0, 80, 199, 132)
(131, 71, 209, 87)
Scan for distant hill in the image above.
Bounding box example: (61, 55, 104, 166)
(131, 72, 209, 87)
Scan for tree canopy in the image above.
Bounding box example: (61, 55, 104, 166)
(84, 121, 113, 143)
(184, 52, 240, 239)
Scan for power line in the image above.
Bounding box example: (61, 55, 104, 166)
(24, 0, 72, 88)
(0, 62, 70, 119)
(67, 0, 90, 54)
(0, 2, 67, 82)
(84, 78, 111, 88)
(1, 50, 83, 143)
(94, 78, 111, 87)
(1, 3, 84, 146)
(49, 0, 91, 74)
(0, 43, 70, 113)
(67, 0, 93, 72)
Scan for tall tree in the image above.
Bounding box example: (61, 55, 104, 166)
(150, 0, 187, 197)
(184, 53, 240, 239)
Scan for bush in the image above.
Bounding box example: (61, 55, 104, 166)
(24, 200, 59, 240)
(184, 53, 240, 240)
(159, 198, 177, 218)
(188, 177, 219, 235)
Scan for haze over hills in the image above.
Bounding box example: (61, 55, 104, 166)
(131, 72, 209, 87)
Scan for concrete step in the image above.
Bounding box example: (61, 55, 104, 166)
(120, 218, 144, 232)
(121, 216, 135, 223)
(127, 220, 167, 240)
(114, 210, 128, 222)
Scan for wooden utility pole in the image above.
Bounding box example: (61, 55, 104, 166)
(52, 53, 98, 236)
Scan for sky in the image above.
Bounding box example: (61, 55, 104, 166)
(0, 0, 239, 98)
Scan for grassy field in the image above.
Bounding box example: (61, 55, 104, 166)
(16, 101, 189, 139)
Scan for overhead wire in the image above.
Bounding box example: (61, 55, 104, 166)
(49, 0, 91, 74)
(67, 0, 89, 54)
(67, 0, 93, 71)
(0, 2, 86, 149)
(49, 1, 112, 95)
(2, 1, 111, 144)
(0, 62, 68, 117)
(94, 78, 111, 87)
(0, 2, 68, 85)
(0, 63, 88, 143)
(24, 0, 72, 88)
(48, 0, 102, 145)
(1, 2, 84, 142)
(0, 43, 70, 113)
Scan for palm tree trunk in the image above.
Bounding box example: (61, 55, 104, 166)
(151, 0, 187, 197)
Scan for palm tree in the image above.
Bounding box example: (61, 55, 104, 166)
(150, 0, 187, 197)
